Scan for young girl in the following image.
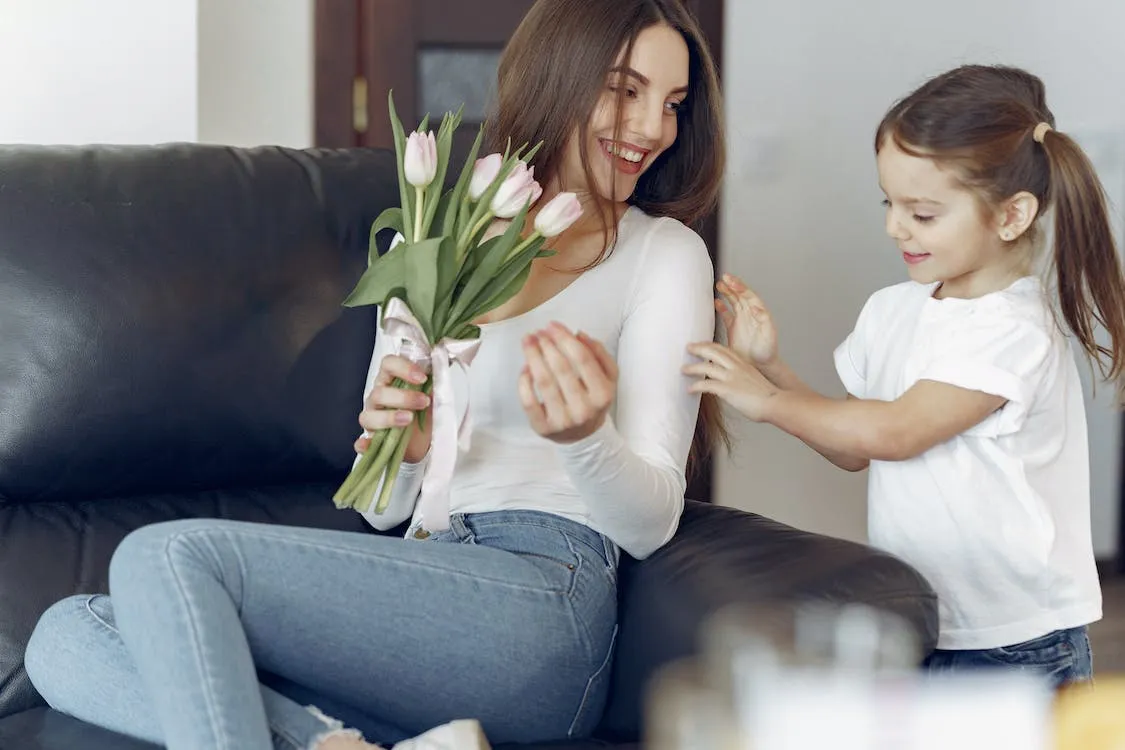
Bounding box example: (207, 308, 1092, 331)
(686, 63, 1125, 688)
(24, 1, 726, 749)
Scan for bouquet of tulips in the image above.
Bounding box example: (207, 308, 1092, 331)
(332, 92, 582, 523)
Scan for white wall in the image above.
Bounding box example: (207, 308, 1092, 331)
(0, 0, 199, 144)
(719, 0, 1125, 558)
(0, 0, 314, 148)
(197, 0, 313, 148)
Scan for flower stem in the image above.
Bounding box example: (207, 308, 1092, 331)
(333, 428, 389, 508)
(506, 231, 542, 262)
(351, 426, 405, 513)
(413, 186, 424, 242)
(374, 420, 413, 513)
(458, 210, 494, 256)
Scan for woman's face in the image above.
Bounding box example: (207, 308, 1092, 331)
(558, 22, 690, 204)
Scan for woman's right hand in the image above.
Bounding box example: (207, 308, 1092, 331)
(716, 272, 778, 367)
(356, 355, 433, 464)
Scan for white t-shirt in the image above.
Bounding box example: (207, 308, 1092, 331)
(355, 206, 715, 560)
(835, 276, 1102, 649)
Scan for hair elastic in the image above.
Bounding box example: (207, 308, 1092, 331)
(1033, 122, 1053, 144)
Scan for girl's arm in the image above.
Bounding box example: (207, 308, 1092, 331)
(711, 274, 867, 470)
(762, 381, 1005, 462)
(688, 307, 1052, 465)
(758, 357, 871, 471)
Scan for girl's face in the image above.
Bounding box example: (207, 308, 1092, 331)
(877, 137, 1019, 298)
(557, 22, 689, 205)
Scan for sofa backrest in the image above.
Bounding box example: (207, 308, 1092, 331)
(0, 144, 399, 501)
(0, 143, 397, 716)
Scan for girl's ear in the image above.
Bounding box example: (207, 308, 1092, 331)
(996, 191, 1039, 242)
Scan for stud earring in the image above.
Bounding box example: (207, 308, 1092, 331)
(1001, 230, 1014, 241)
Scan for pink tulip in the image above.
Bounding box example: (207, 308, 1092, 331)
(404, 130, 438, 188)
(533, 192, 583, 237)
(490, 162, 541, 219)
(468, 153, 503, 201)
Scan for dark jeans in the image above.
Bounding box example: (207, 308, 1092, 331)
(923, 626, 1093, 690)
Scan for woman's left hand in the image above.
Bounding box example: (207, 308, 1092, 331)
(684, 341, 779, 422)
(520, 322, 618, 443)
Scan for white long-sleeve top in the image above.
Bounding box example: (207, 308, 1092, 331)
(355, 206, 715, 560)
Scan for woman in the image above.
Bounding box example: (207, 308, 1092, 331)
(24, 1, 726, 748)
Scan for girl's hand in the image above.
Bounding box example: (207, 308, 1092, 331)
(356, 354, 433, 463)
(683, 341, 779, 422)
(520, 322, 618, 443)
(716, 273, 778, 367)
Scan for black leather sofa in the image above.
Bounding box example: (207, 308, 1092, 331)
(0, 143, 938, 749)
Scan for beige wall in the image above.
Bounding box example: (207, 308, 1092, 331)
(197, 0, 313, 148)
(0, 0, 315, 148)
(0, 0, 198, 143)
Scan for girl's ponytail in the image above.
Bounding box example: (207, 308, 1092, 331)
(1042, 128, 1125, 395)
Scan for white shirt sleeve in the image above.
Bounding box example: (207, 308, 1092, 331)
(553, 219, 715, 560)
(914, 310, 1053, 436)
(834, 293, 878, 398)
(354, 303, 429, 531)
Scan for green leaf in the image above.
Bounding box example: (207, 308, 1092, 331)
(463, 236, 544, 322)
(404, 236, 443, 340)
(456, 195, 473, 243)
(444, 124, 484, 239)
(421, 107, 463, 238)
(368, 207, 405, 265)
(450, 322, 481, 340)
(448, 202, 531, 324)
(432, 192, 454, 241)
(343, 238, 408, 307)
(466, 261, 533, 323)
(536, 247, 557, 258)
(433, 235, 460, 335)
(523, 140, 544, 165)
(388, 91, 414, 244)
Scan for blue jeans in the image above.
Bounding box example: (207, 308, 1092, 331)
(923, 626, 1093, 690)
(24, 510, 619, 750)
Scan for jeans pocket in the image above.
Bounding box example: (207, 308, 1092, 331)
(987, 630, 1074, 669)
(510, 549, 579, 597)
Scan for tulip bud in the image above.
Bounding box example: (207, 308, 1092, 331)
(490, 162, 541, 219)
(468, 153, 504, 201)
(404, 130, 438, 188)
(533, 192, 583, 238)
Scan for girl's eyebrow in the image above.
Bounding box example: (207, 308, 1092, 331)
(608, 66, 688, 95)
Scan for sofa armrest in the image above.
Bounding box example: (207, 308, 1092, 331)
(595, 500, 938, 741)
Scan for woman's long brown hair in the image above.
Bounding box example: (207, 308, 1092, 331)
(485, 0, 730, 474)
(876, 64, 1125, 398)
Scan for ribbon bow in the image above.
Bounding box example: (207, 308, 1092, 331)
(382, 297, 481, 532)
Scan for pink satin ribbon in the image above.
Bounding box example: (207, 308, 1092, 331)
(382, 298, 480, 532)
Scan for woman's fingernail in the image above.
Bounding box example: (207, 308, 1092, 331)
(410, 370, 426, 383)
(395, 411, 412, 425)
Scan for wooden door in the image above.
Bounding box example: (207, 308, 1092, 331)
(315, 0, 724, 503)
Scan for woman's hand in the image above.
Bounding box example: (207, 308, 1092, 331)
(520, 322, 618, 443)
(356, 355, 433, 463)
(716, 273, 778, 367)
(683, 341, 779, 422)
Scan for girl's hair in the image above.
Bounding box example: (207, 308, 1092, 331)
(486, 0, 730, 471)
(876, 64, 1125, 397)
